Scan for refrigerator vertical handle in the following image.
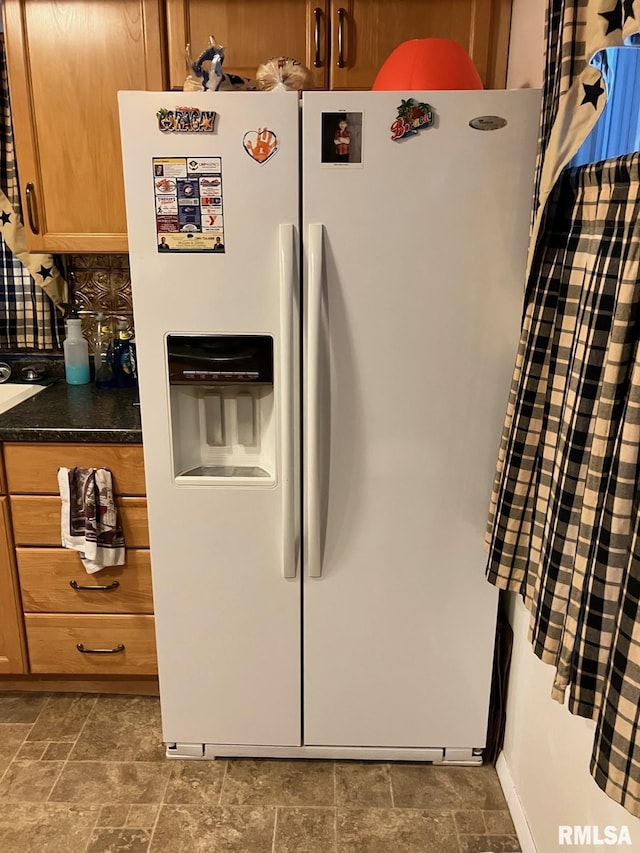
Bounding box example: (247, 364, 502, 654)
(307, 223, 323, 578)
(279, 223, 297, 579)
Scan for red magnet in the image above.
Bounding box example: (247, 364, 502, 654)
(390, 99, 434, 141)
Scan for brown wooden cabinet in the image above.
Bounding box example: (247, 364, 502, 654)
(24, 615, 157, 675)
(2, 0, 511, 255)
(2, 442, 157, 677)
(0, 495, 27, 674)
(3, 443, 148, 494)
(165, 0, 511, 92)
(326, 0, 511, 91)
(166, 0, 328, 89)
(3, 0, 166, 254)
(11, 496, 150, 548)
(18, 550, 154, 614)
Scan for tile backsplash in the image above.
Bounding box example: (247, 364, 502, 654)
(67, 254, 134, 352)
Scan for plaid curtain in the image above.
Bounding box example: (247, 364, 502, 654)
(0, 34, 65, 350)
(486, 1, 640, 817)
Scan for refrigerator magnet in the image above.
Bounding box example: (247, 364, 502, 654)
(320, 112, 363, 167)
(153, 156, 225, 252)
(390, 99, 434, 141)
(243, 128, 279, 164)
(156, 106, 217, 133)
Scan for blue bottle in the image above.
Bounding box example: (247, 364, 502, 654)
(111, 321, 138, 388)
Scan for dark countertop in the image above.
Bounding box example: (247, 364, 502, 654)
(0, 357, 142, 443)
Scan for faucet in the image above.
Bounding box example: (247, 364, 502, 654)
(21, 366, 46, 382)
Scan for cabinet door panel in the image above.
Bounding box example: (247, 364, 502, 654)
(166, 0, 328, 90)
(11, 496, 149, 548)
(17, 549, 153, 614)
(3, 0, 165, 253)
(329, 0, 510, 90)
(25, 614, 157, 674)
(3, 443, 146, 496)
(0, 498, 27, 673)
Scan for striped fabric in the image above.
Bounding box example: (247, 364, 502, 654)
(486, 0, 640, 818)
(593, 496, 640, 813)
(0, 34, 64, 350)
(487, 152, 640, 815)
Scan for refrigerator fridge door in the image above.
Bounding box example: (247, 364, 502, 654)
(302, 90, 540, 750)
(119, 91, 301, 748)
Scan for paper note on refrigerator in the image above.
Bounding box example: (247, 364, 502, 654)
(153, 156, 225, 252)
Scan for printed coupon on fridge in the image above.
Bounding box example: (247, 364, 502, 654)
(153, 157, 225, 253)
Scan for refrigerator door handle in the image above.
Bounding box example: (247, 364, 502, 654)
(280, 223, 297, 579)
(307, 223, 323, 578)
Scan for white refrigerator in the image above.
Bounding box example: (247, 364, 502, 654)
(119, 88, 539, 762)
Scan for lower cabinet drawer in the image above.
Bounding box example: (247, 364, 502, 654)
(25, 614, 157, 674)
(10, 496, 149, 547)
(3, 443, 146, 495)
(17, 549, 153, 614)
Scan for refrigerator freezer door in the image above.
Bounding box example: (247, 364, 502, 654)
(302, 90, 540, 749)
(119, 91, 301, 747)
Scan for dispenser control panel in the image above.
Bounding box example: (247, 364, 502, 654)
(167, 335, 273, 385)
(181, 370, 260, 381)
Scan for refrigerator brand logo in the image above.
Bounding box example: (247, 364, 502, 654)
(390, 98, 434, 141)
(558, 825, 632, 846)
(156, 107, 217, 133)
(469, 115, 508, 131)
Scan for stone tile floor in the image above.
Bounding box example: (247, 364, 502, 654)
(0, 693, 521, 852)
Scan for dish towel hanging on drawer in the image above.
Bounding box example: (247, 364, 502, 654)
(57, 467, 125, 573)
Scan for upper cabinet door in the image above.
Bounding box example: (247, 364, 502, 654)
(165, 0, 329, 91)
(328, 0, 512, 90)
(3, 1, 165, 254)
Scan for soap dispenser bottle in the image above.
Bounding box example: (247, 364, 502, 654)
(63, 309, 90, 385)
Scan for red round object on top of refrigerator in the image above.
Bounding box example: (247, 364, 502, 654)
(372, 38, 484, 91)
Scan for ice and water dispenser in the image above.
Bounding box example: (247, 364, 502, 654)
(167, 335, 275, 483)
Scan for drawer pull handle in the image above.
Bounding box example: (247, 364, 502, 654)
(76, 642, 125, 655)
(70, 579, 120, 591)
(25, 182, 40, 234)
(313, 7, 323, 67)
(337, 7, 346, 68)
